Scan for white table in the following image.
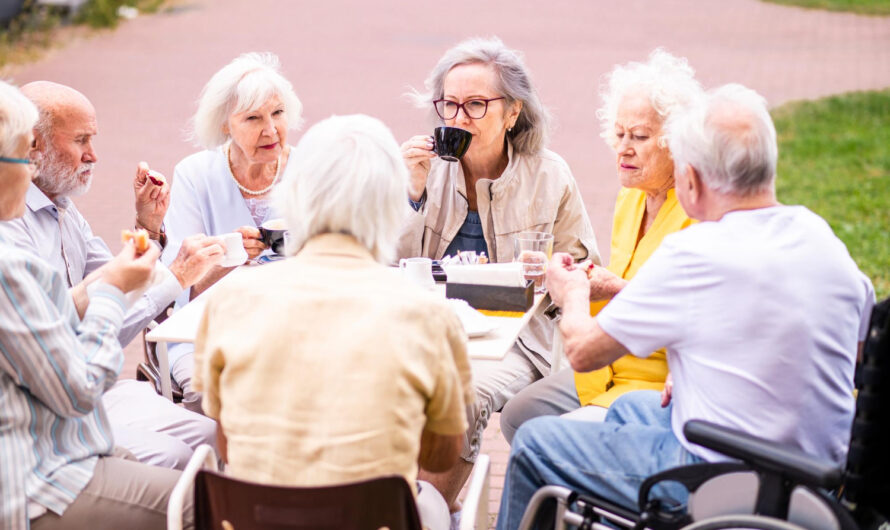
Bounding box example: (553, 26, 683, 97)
(145, 267, 546, 401)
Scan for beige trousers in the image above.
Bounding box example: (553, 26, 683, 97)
(31, 456, 193, 530)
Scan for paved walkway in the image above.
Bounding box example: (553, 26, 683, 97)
(5, 1, 888, 526)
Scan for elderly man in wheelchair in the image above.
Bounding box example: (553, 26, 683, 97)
(496, 84, 885, 530)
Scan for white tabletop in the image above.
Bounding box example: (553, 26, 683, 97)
(146, 267, 545, 362)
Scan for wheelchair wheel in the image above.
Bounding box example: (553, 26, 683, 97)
(683, 514, 808, 530)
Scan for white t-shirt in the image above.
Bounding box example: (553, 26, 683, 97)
(597, 206, 874, 463)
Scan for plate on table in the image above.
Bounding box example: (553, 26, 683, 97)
(447, 298, 496, 338)
(256, 253, 285, 264)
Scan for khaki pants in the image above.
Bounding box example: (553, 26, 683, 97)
(31, 456, 193, 530)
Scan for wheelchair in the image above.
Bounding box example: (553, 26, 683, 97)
(518, 297, 890, 530)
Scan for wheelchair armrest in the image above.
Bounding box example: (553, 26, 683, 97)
(683, 420, 842, 490)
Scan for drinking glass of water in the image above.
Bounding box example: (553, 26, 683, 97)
(513, 231, 554, 293)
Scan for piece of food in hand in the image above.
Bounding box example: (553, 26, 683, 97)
(147, 169, 166, 187)
(578, 260, 595, 278)
(121, 228, 151, 253)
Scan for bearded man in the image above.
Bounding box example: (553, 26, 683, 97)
(0, 81, 223, 470)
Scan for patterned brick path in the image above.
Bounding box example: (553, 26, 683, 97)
(4, 0, 888, 526)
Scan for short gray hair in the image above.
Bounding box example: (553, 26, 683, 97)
(666, 84, 778, 196)
(275, 114, 410, 263)
(597, 48, 703, 149)
(192, 52, 303, 149)
(0, 81, 38, 157)
(412, 36, 550, 155)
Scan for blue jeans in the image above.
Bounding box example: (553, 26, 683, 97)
(496, 390, 703, 530)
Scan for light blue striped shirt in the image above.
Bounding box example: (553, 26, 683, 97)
(0, 234, 126, 530)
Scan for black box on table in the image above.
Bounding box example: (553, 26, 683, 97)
(445, 280, 534, 313)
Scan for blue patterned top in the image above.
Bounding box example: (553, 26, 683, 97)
(443, 210, 489, 257)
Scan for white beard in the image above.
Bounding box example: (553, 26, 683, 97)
(33, 149, 94, 199)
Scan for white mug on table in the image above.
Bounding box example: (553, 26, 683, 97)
(400, 257, 435, 290)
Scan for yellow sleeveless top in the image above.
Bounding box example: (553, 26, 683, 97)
(574, 187, 694, 407)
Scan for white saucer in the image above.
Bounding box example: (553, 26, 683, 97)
(220, 249, 248, 268)
(447, 298, 497, 338)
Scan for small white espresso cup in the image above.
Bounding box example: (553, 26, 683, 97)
(399, 257, 434, 290)
(220, 232, 247, 267)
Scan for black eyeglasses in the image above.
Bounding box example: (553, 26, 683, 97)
(433, 97, 505, 120)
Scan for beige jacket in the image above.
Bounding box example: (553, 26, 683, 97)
(397, 142, 600, 264)
(397, 143, 601, 367)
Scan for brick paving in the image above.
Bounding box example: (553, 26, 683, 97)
(4, 0, 889, 526)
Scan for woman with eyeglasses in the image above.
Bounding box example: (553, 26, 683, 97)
(398, 36, 600, 520)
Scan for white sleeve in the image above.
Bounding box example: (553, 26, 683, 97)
(161, 159, 207, 267)
(858, 272, 876, 342)
(596, 236, 694, 358)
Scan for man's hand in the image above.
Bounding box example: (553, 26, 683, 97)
(134, 161, 169, 235)
(103, 241, 160, 293)
(661, 373, 673, 407)
(545, 253, 590, 307)
(168, 235, 225, 289)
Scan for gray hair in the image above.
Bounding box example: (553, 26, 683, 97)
(192, 52, 303, 149)
(0, 81, 38, 157)
(274, 114, 410, 263)
(411, 36, 550, 155)
(597, 48, 703, 149)
(666, 84, 778, 196)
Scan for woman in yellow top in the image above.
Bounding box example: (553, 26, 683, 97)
(500, 49, 703, 442)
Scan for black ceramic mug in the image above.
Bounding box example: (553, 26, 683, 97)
(258, 219, 287, 256)
(433, 126, 472, 162)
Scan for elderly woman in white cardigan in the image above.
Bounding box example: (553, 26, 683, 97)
(161, 51, 303, 412)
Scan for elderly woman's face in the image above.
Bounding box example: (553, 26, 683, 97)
(442, 63, 520, 162)
(612, 92, 674, 194)
(226, 95, 287, 163)
(0, 132, 36, 220)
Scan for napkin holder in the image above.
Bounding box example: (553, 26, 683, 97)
(445, 279, 534, 313)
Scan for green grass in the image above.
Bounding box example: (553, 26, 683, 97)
(0, 0, 168, 68)
(76, 0, 166, 29)
(773, 89, 890, 298)
(763, 0, 890, 15)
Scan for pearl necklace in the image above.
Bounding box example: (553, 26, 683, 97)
(226, 142, 281, 196)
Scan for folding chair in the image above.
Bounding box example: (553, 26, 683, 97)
(169, 446, 492, 530)
(135, 303, 182, 402)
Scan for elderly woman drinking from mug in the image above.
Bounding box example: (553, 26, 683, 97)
(500, 49, 703, 442)
(160, 51, 303, 412)
(399, 36, 600, 516)
(193, 114, 473, 530)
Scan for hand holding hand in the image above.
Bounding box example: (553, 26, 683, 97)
(236, 226, 266, 260)
(134, 161, 169, 234)
(545, 253, 590, 308)
(103, 240, 160, 293)
(168, 234, 225, 288)
(400, 135, 436, 202)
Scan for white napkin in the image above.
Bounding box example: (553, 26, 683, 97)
(444, 262, 526, 287)
(446, 298, 495, 337)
